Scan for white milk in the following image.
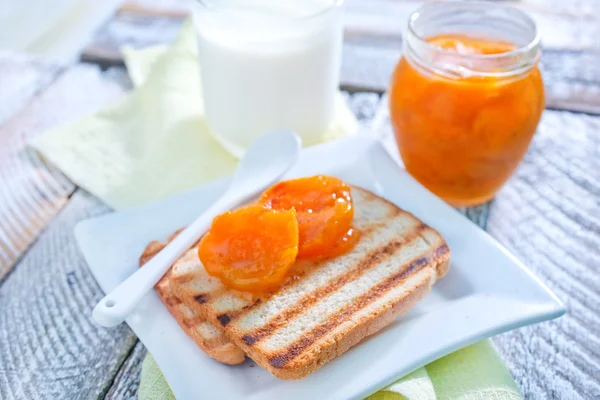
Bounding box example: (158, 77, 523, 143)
(193, 0, 344, 157)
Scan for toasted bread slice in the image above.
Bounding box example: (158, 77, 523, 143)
(171, 187, 450, 379)
(139, 232, 245, 365)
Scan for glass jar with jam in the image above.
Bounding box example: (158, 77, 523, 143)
(389, 3, 544, 206)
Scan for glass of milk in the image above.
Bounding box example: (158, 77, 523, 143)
(192, 0, 344, 157)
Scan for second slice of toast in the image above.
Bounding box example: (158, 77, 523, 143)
(170, 187, 450, 379)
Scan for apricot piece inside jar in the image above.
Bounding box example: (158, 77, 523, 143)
(389, 34, 544, 206)
(198, 205, 299, 293)
(259, 175, 359, 260)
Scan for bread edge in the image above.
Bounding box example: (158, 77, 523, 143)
(140, 239, 246, 366)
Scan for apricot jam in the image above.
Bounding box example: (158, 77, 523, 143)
(259, 176, 358, 260)
(389, 4, 544, 206)
(199, 176, 358, 293)
(198, 205, 299, 293)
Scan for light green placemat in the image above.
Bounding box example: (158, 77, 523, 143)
(140, 340, 520, 400)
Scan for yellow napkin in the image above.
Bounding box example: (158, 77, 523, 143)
(31, 20, 357, 209)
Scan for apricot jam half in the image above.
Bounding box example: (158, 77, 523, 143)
(259, 175, 359, 260)
(389, 35, 544, 206)
(198, 205, 299, 293)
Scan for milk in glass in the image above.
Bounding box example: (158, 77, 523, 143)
(193, 0, 344, 157)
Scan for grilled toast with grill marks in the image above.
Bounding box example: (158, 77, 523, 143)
(139, 232, 245, 365)
(170, 187, 450, 379)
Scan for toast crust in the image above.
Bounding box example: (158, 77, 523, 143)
(171, 186, 451, 379)
(140, 234, 245, 365)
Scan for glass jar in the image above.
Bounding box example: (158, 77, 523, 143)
(389, 2, 544, 206)
(192, 0, 344, 158)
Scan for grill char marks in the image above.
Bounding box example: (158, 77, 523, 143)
(267, 243, 450, 369)
(175, 189, 406, 331)
(234, 203, 404, 312)
(218, 314, 231, 326)
(169, 187, 452, 378)
(194, 294, 208, 304)
(240, 224, 427, 347)
(163, 292, 180, 307)
(435, 244, 449, 259)
(236, 219, 395, 326)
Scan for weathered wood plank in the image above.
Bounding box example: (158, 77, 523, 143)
(0, 52, 63, 127)
(456, 204, 491, 231)
(542, 50, 600, 115)
(105, 341, 147, 400)
(0, 0, 122, 61)
(0, 190, 138, 400)
(0, 60, 125, 281)
(487, 110, 600, 400)
(80, 2, 600, 114)
(345, 91, 382, 123)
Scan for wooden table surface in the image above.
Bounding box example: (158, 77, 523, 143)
(0, 1, 599, 399)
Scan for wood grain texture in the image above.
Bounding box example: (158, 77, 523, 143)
(0, 190, 138, 400)
(0, 61, 124, 281)
(0, 0, 122, 61)
(345, 91, 382, 123)
(105, 342, 147, 400)
(542, 50, 600, 115)
(0, 52, 63, 127)
(488, 110, 600, 399)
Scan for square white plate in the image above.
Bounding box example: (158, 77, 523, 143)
(76, 136, 564, 400)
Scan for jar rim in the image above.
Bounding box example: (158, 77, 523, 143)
(196, 0, 344, 20)
(408, 1, 541, 62)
